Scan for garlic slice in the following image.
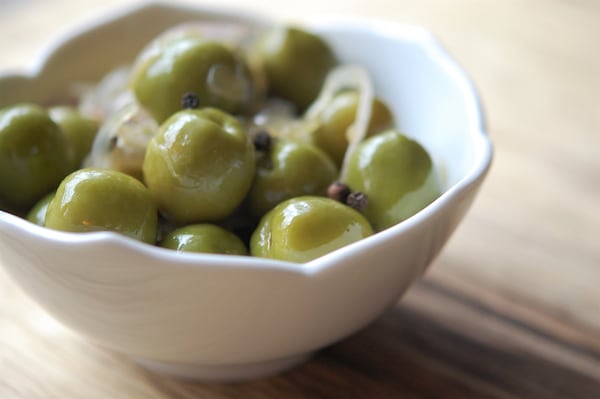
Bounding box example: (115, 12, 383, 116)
(83, 96, 158, 178)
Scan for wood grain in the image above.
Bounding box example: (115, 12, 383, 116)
(2, 268, 600, 399)
(1, 0, 599, 397)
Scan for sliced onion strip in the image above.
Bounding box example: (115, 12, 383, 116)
(304, 65, 374, 180)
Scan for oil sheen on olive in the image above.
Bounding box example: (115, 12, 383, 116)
(160, 224, 247, 255)
(344, 129, 440, 231)
(45, 168, 158, 244)
(142, 108, 255, 224)
(132, 37, 258, 123)
(250, 196, 373, 263)
(0, 103, 72, 212)
(248, 139, 338, 218)
(258, 26, 336, 110)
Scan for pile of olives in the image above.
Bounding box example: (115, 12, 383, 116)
(0, 24, 440, 263)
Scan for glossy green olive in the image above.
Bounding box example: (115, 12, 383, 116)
(258, 26, 336, 110)
(248, 139, 338, 218)
(45, 168, 158, 244)
(132, 37, 258, 123)
(160, 224, 247, 255)
(26, 191, 55, 226)
(250, 196, 373, 263)
(312, 91, 394, 165)
(0, 103, 72, 212)
(143, 108, 255, 224)
(49, 106, 99, 169)
(344, 130, 440, 231)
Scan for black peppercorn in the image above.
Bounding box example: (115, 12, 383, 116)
(253, 130, 272, 152)
(181, 92, 200, 109)
(327, 181, 351, 203)
(346, 191, 368, 212)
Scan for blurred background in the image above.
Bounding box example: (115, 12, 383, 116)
(1, 0, 599, 397)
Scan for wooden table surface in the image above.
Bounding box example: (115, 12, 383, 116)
(1, 0, 599, 397)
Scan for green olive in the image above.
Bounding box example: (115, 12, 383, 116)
(312, 91, 394, 165)
(45, 168, 158, 244)
(248, 139, 338, 218)
(132, 28, 205, 72)
(250, 196, 373, 263)
(49, 106, 99, 169)
(0, 103, 72, 213)
(132, 37, 259, 123)
(26, 191, 55, 226)
(344, 130, 440, 231)
(143, 108, 255, 224)
(160, 224, 247, 255)
(258, 26, 336, 110)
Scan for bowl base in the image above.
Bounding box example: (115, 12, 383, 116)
(135, 352, 313, 382)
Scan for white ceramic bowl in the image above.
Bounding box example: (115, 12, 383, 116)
(0, 2, 492, 382)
